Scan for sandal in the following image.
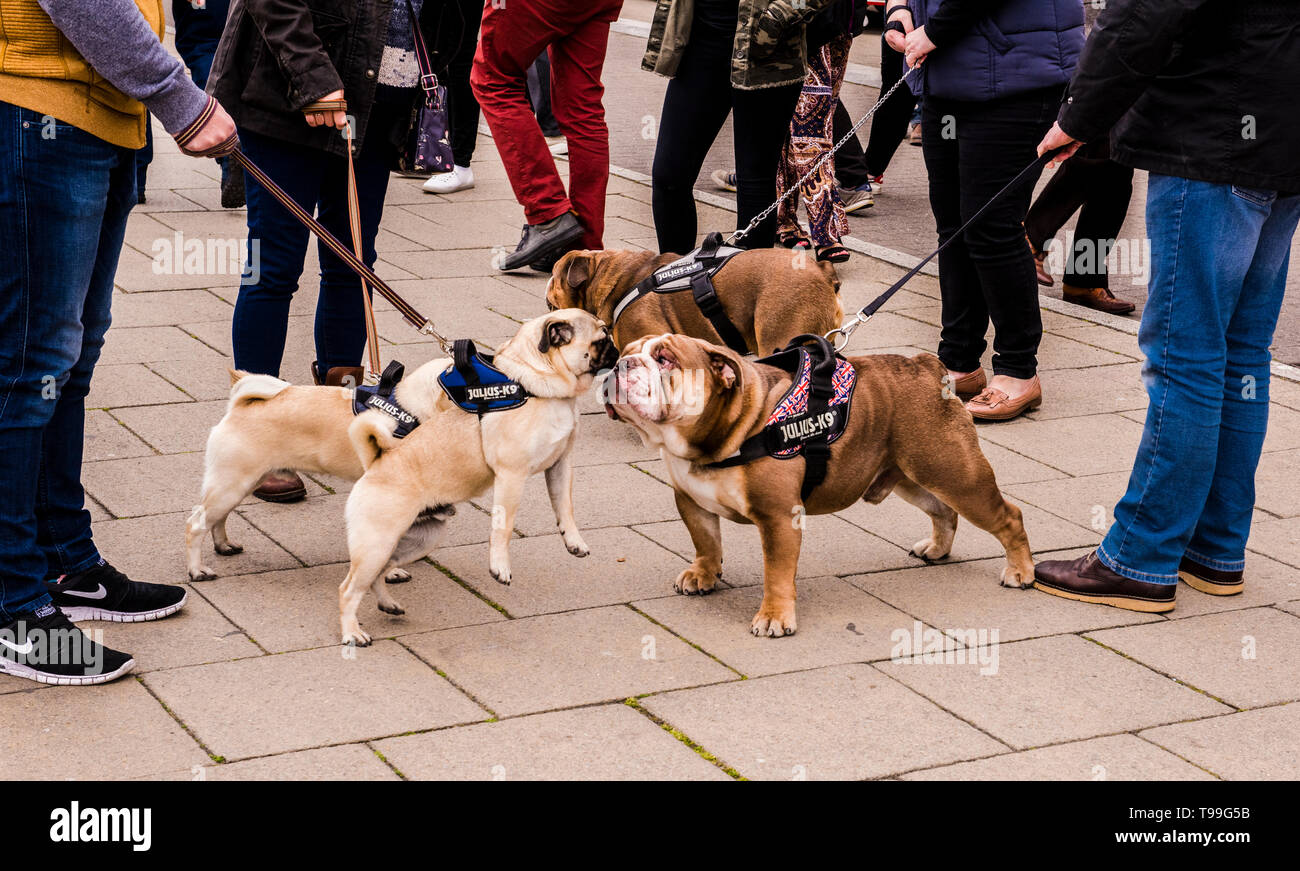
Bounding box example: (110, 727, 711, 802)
(778, 232, 811, 250)
(816, 243, 850, 263)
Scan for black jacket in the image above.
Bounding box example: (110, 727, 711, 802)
(208, 0, 414, 157)
(1059, 0, 1300, 193)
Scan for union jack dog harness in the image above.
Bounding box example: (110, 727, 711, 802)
(709, 334, 856, 501)
(605, 231, 750, 354)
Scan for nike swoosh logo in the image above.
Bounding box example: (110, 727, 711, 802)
(0, 638, 34, 655)
(61, 584, 107, 600)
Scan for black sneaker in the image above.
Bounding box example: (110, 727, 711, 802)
(46, 559, 187, 623)
(498, 212, 584, 271)
(0, 604, 135, 686)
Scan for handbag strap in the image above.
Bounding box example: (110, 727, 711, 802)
(407, 0, 438, 94)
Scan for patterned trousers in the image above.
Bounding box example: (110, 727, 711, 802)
(776, 34, 853, 246)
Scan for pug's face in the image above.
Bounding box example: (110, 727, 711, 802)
(508, 309, 617, 395)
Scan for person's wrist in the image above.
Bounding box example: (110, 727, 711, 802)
(886, 4, 912, 23)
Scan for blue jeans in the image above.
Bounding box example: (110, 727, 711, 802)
(0, 103, 136, 623)
(232, 122, 392, 377)
(1099, 175, 1300, 583)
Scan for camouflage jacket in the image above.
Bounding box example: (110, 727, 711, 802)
(642, 0, 837, 91)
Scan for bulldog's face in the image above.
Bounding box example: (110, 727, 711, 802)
(545, 249, 659, 315)
(529, 308, 617, 390)
(603, 334, 741, 450)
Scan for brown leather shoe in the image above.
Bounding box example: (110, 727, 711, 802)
(1034, 550, 1176, 613)
(965, 376, 1041, 421)
(1026, 234, 1053, 286)
(946, 368, 987, 399)
(311, 362, 365, 387)
(1061, 283, 1136, 315)
(252, 469, 306, 503)
(1178, 556, 1244, 596)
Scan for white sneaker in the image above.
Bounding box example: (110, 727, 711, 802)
(423, 165, 475, 194)
(547, 137, 568, 156)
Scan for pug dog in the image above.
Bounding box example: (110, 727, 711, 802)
(545, 248, 842, 353)
(605, 334, 1036, 637)
(336, 310, 616, 646)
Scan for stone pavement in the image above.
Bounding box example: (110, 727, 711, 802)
(4, 101, 1300, 783)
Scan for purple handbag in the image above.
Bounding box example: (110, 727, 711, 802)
(400, 1, 455, 175)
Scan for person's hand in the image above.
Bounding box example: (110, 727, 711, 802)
(176, 99, 236, 157)
(885, 6, 913, 54)
(1037, 122, 1082, 168)
(304, 89, 348, 129)
(903, 25, 936, 69)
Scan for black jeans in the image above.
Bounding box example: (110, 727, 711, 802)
(921, 86, 1059, 378)
(1024, 138, 1134, 290)
(432, 0, 483, 166)
(651, 23, 802, 253)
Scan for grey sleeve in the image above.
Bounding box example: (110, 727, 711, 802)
(37, 0, 210, 135)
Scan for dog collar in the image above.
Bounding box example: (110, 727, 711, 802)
(437, 339, 530, 415)
(353, 360, 421, 439)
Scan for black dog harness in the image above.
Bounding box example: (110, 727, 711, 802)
(709, 335, 856, 501)
(436, 339, 529, 415)
(352, 361, 421, 438)
(605, 232, 750, 353)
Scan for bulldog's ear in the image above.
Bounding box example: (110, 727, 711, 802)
(563, 251, 593, 289)
(709, 351, 738, 390)
(545, 251, 591, 311)
(538, 319, 575, 353)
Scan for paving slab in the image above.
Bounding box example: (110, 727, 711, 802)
(180, 744, 400, 781)
(901, 734, 1214, 781)
(1139, 703, 1300, 780)
(109, 289, 233, 328)
(112, 399, 227, 454)
(402, 606, 736, 717)
(98, 325, 225, 366)
(92, 511, 301, 584)
(87, 591, 262, 673)
(1088, 608, 1300, 709)
(1254, 449, 1300, 517)
(642, 663, 1006, 780)
(87, 362, 191, 408)
(1245, 516, 1300, 571)
(977, 414, 1145, 477)
(144, 641, 487, 760)
(374, 704, 731, 781)
(875, 634, 1230, 749)
(84, 408, 155, 461)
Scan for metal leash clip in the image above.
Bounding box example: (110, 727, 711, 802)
(826, 311, 872, 352)
(419, 320, 454, 354)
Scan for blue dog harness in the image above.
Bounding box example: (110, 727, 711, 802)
(605, 232, 750, 354)
(437, 339, 529, 415)
(709, 335, 856, 501)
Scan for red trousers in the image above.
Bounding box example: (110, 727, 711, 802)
(471, 0, 623, 249)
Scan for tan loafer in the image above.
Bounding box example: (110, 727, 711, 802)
(965, 376, 1042, 421)
(1062, 283, 1136, 315)
(946, 368, 987, 399)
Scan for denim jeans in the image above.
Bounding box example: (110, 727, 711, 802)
(1099, 175, 1300, 583)
(0, 102, 136, 623)
(232, 120, 393, 377)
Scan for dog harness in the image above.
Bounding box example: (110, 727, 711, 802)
(709, 335, 856, 501)
(437, 339, 529, 415)
(353, 360, 422, 439)
(605, 232, 750, 353)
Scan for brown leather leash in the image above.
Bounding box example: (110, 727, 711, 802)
(174, 97, 452, 381)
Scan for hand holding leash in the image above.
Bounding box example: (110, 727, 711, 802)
(1037, 121, 1082, 168)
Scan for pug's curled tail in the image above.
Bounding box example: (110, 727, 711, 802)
(227, 370, 291, 411)
(348, 411, 401, 471)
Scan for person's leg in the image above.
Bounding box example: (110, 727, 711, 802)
(230, 128, 321, 378)
(1098, 176, 1275, 583)
(444, 0, 483, 167)
(1023, 152, 1089, 255)
(863, 30, 916, 179)
(1062, 160, 1134, 290)
(794, 34, 851, 248)
(1185, 191, 1300, 570)
(528, 52, 562, 138)
(921, 96, 986, 374)
(547, 2, 621, 249)
(831, 99, 868, 189)
(0, 104, 129, 621)
(732, 81, 803, 250)
(650, 31, 733, 254)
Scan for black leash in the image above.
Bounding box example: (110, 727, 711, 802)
(827, 145, 1066, 350)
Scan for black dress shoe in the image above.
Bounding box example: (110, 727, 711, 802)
(1178, 556, 1244, 596)
(498, 212, 584, 272)
(1033, 550, 1175, 613)
(46, 560, 187, 623)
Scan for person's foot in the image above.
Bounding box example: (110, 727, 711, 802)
(529, 240, 581, 273)
(1178, 556, 1244, 596)
(46, 559, 187, 623)
(838, 183, 874, 214)
(546, 136, 568, 156)
(253, 469, 307, 503)
(945, 367, 987, 399)
(1034, 550, 1176, 613)
(1062, 282, 1136, 315)
(778, 231, 811, 250)
(498, 212, 585, 271)
(0, 605, 135, 686)
(711, 169, 737, 193)
(965, 374, 1041, 421)
(422, 164, 476, 195)
(816, 243, 850, 263)
(908, 123, 922, 145)
(869, 174, 884, 195)
(221, 164, 246, 209)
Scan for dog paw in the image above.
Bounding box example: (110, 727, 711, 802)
(189, 566, 218, 582)
(564, 536, 590, 558)
(213, 542, 243, 556)
(909, 537, 951, 561)
(489, 566, 512, 586)
(342, 628, 372, 648)
(751, 606, 797, 638)
(385, 567, 412, 584)
(999, 562, 1034, 589)
(377, 600, 405, 616)
(673, 564, 719, 596)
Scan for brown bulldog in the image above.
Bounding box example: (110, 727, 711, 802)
(605, 334, 1036, 636)
(545, 247, 842, 353)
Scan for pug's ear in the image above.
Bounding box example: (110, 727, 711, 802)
(709, 351, 738, 390)
(538, 319, 575, 354)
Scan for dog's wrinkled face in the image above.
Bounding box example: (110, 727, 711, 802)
(545, 251, 597, 312)
(603, 334, 740, 447)
(531, 308, 617, 389)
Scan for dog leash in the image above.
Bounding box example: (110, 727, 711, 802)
(174, 98, 454, 380)
(825, 144, 1067, 351)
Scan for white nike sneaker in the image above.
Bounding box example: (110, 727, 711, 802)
(423, 165, 475, 194)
